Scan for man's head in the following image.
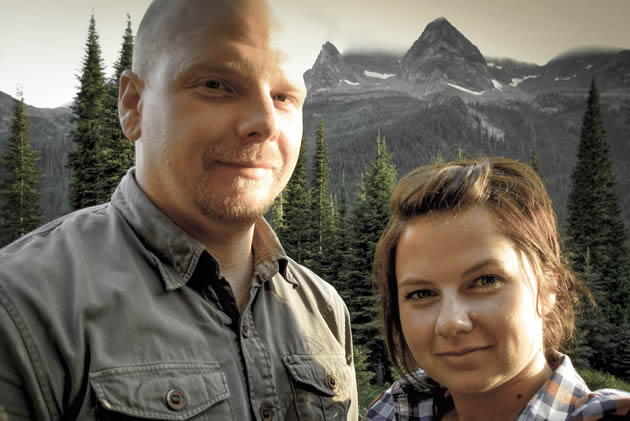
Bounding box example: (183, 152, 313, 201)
(119, 0, 306, 232)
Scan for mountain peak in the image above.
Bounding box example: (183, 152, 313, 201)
(425, 17, 455, 31)
(415, 17, 472, 51)
(401, 17, 492, 94)
(322, 41, 341, 55)
(304, 41, 357, 91)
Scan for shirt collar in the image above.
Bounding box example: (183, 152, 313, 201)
(111, 169, 294, 291)
(518, 353, 591, 419)
(251, 217, 294, 286)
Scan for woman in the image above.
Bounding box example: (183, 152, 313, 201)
(366, 157, 630, 421)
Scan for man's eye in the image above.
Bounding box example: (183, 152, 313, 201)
(273, 94, 288, 102)
(407, 289, 435, 300)
(204, 80, 227, 90)
(472, 275, 500, 289)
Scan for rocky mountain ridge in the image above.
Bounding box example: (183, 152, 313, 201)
(1, 17, 628, 228)
(302, 17, 629, 228)
(305, 18, 629, 102)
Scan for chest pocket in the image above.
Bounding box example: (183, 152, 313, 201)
(89, 363, 234, 420)
(283, 354, 352, 421)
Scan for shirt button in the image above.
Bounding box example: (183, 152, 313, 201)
(327, 374, 339, 391)
(242, 322, 250, 337)
(260, 403, 274, 420)
(165, 389, 187, 411)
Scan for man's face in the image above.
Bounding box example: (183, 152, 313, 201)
(133, 0, 306, 230)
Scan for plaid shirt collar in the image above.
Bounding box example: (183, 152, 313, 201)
(365, 354, 630, 421)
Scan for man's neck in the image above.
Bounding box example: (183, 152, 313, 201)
(201, 222, 256, 312)
(446, 353, 553, 421)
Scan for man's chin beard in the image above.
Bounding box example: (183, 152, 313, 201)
(195, 173, 279, 225)
(197, 195, 272, 226)
(196, 184, 274, 227)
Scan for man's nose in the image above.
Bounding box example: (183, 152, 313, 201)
(435, 295, 474, 338)
(237, 89, 279, 141)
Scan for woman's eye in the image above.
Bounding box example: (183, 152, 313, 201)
(472, 275, 500, 289)
(407, 289, 436, 300)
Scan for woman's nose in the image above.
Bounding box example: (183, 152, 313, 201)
(434, 296, 474, 337)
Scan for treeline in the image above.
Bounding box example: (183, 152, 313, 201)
(268, 78, 630, 413)
(0, 14, 135, 246)
(267, 119, 398, 392)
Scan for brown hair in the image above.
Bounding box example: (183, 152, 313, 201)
(373, 156, 590, 375)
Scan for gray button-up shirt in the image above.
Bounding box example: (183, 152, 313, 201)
(0, 170, 357, 420)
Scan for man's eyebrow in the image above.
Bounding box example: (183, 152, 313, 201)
(183, 60, 258, 80)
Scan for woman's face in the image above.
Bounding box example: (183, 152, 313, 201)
(395, 206, 551, 394)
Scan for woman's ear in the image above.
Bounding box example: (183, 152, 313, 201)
(119, 70, 143, 142)
(539, 270, 557, 316)
(542, 291, 557, 316)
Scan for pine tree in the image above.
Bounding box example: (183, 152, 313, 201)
(268, 190, 285, 233)
(342, 132, 398, 385)
(530, 135, 540, 174)
(0, 90, 42, 245)
(96, 14, 135, 201)
(566, 77, 630, 377)
(328, 171, 349, 294)
(279, 138, 312, 264)
(354, 344, 387, 418)
(309, 118, 336, 277)
(69, 15, 108, 209)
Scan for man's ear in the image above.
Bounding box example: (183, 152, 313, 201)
(119, 70, 143, 142)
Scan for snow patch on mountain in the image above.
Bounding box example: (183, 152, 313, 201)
(510, 75, 539, 87)
(586, 64, 593, 69)
(363, 70, 396, 79)
(554, 74, 576, 81)
(469, 109, 505, 140)
(487, 62, 503, 69)
(343, 79, 360, 86)
(492, 80, 503, 91)
(447, 82, 484, 95)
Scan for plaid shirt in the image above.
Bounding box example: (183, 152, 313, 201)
(365, 354, 630, 421)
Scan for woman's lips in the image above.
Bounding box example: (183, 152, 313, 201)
(436, 345, 492, 357)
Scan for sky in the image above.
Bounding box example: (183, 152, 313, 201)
(1, 0, 629, 109)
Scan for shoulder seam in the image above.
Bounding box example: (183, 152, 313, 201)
(3, 203, 110, 250)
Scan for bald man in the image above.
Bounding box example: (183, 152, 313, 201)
(0, 0, 358, 419)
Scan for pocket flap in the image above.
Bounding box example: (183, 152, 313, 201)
(282, 354, 352, 397)
(89, 363, 229, 420)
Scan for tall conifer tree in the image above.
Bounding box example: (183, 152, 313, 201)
(566, 77, 630, 377)
(278, 138, 312, 263)
(268, 191, 285, 233)
(530, 136, 540, 174)
(0, 90, 42, 245)
(96, 14, 135, 201)
(310, 118, 335, 276)
(342, 132, 398, 385)
(69, 15, 108, 209)
(328, 172, 349, 293)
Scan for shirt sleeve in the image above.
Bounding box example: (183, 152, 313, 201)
(0, 290, 55, 420)
(569, 390, 630, 420)
(363, 388, 396, 421)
